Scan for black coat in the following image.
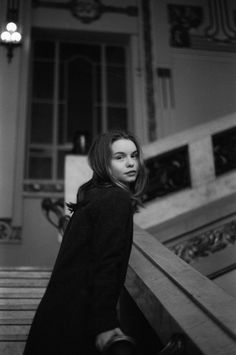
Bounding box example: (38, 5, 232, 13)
(24, 186, 134, 355)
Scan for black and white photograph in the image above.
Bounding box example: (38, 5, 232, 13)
(0, 1, 236, 354)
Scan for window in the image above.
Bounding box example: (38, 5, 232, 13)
(25, 32, 130, 186)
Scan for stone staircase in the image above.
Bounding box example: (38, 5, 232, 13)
(0, 267, 50, 355)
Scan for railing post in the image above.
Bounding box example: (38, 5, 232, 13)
(188, 136, 215, 188)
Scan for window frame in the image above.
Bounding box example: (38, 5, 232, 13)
(24, 29, 132, 192)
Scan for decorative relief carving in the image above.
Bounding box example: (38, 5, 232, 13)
(71, 0, 101, 22)
(168, 4, 203, 47)
(143, 145, 191, 202)
(205, 0, 236, 42)
(168, 1, 236, 51)
(41, 198, 69, 238)
(33, 0, 138, 23)
(212, 127, 236, 176)
(169, 220, 236, 264)
(0, 219, 22, 243)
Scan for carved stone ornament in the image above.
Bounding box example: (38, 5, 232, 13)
(70, 0, 101, 23)
(0, 219, 22, 243)
(170, 220, 236, 264)
(41, 198, 69, 236)
(168, 4, 203, 48)
(168, 1, 236, 51)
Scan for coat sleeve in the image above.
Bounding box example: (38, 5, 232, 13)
(87, 189, 133, 336)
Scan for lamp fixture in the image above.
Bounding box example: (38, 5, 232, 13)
(0, 0, 22, 62)
(0, 21, 22, 62)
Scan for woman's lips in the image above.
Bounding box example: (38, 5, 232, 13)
(125, 171, 136, 176)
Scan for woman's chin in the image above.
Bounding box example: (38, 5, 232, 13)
(122, 177, 136, 185)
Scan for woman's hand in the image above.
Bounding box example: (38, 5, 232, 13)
(95, 327, 125, 352)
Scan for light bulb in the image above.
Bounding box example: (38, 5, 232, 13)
(6, 22, 17, 32)
(11, 31, 22, 42)
(1, 31, 11, 42)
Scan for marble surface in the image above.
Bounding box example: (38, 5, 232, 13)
(214, 269, 236, 299)
(65, 155, 92, 214)
(125, 225, 236, 354)
(135, 114, 236, 229)
(189, 136, 215, 187)
(0, 342, 25, 355)
(142, 112, 236, 159)
(135, 170, 236, 229)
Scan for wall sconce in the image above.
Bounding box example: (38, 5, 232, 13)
(0, 0, 22, 62)
(0, 22, 22, 62)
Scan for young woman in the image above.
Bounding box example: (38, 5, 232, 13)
(23, 130, 147, 355)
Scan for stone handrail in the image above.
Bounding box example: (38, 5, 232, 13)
(143, 112, 236, 159)
(64, 113, 236, 230)
(126, 224, 236, 355)
(135, 112, 236, 230)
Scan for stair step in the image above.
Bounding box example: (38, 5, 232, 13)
(0, 298, 40, 310)
(0, 310, 36, 325)
(0, 341, 26, 355)
(0, 278, 49, 287)
(0, 325, 29, 340)
(0, 287, 45, 299)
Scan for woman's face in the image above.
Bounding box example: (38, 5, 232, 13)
(110, 139, 139, 185)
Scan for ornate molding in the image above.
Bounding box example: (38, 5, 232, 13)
(24, 182, 64, 193)
(144, 145, 191, 202)
(168, 4, 203, 48)
(169, 219, 236, 264)
(205, 0, 236, 42)
(33, 0, 138, 23)
(142, 0, 156, 141)
(41, 198, 69, 237)
(168, 1, 236, 52)
(212, 127, 236, 176)
(0, 219, 22, 243)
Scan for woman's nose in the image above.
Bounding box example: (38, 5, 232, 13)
(126, 157, 134, 167)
